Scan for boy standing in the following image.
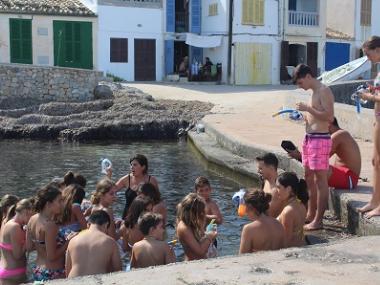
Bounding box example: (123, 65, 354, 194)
(195, 176, 223, 225)
(293, 64, 334, 231)
(130, 213, 175, 268)
(66, 210, 122, 278)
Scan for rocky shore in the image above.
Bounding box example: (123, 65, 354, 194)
(0, 83, 213, 141)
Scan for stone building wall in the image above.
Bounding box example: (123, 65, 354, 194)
(0, 64, 103, 102)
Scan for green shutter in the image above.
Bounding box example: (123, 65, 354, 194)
(53, 20, 93, 69)
(10, 19, 32, 64)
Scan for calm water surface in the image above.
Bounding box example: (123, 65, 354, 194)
(0, 139, 258, 258)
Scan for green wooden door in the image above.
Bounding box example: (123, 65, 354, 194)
(53, 21, 93, 69)
(9, 19, 32, 64)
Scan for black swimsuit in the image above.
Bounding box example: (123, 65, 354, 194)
(122, 175, 151, 219)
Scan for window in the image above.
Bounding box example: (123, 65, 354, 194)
(361, 0, 372, 26)
(209, 3, 218, 16)
(9, 19, 32, 64)
(110, 38, 128, 63)
(242, 0, 264, 26)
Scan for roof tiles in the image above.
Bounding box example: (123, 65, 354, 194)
(0, 0, 95, 16)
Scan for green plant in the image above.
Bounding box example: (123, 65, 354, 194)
(106, 72, 125, 82)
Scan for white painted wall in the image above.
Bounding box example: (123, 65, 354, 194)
(97, 5, 163, 81)
(201, 0, 228, 34)
(372, 0, 380, 36)
(80, 0, 98, 13)
(326, 0, 355, 37)
(0, 14, 97, 68)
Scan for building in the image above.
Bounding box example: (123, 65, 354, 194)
(82, 0, 163, 81)
(280, 0, 327, 82)
(0, 0, 97, 69)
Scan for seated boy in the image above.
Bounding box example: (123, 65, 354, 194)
(130, 213, 175, 269)
(66, 210, 122, 278)
(194, 176, 223, 225)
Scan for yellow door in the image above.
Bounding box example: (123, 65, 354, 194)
(235, 43, 272, 85)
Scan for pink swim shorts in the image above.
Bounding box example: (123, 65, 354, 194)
(302, 133, 332, 170)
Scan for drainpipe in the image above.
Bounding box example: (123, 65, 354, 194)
(227, 0, 233, 84)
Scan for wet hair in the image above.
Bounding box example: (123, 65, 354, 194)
(59, 184, 86, 224)
(6, 198, 34, 222)
(292, 63, 314, 83)
(63, 171, 87, 188)
(277, 172, 309, 206)
(332, 117, 339, 128)
(0, 195, 20, 225)
(88, 210, 110, 227)
(362, 36, 380, 50)
(176, 193, 206, 241)
(124, 196, 153, 229)
(138, 183, 161, 204)
(138, 212, 163, 236)
(244, 189, 271, 214)
(255, 153, 279, 169)
(91, 178, 114, 205)
(194, 176, 211, 190)
(34, 184, 61, 213)
(130, 154, 148, 174)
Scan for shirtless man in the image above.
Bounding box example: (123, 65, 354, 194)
(255, 153, 284, 217)
(293, 64, 334, 231)
(65, 210, 122, 278)
(194, 176, 223, 225)
(130, 213, 175, 268)
(289, 117, 361, 189)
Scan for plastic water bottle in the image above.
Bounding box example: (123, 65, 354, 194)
(351, 85, 368, 105)
(101, 158, 112, 174)
(206, 219, 217, 233)
(238, 196, 247, 217)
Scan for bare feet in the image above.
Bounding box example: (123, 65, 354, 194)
(357, 202, 377, 213)
(305, 213, 315, 224)
(365, 205, 380, 218)
(303, 220, 323, 231)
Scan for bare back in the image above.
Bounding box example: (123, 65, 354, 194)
(66, 229, 121, 278)
(331, 129, 361, 176)
(130, 238, 175, 269)
(306, 85, 334, 133)
(240, 215, 285, 253)
(263, 181, 284, 218)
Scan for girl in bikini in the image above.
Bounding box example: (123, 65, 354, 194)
(112, 154, 159, 219)
(26, 184, 76, 282)
(276, 172, 309, 247)
(176, 193, 217, 261)
(0, 199, 33, 285)
(0, 195, 19, 229)
(138, 183, 167, 226)
(358, 36, 380, 217)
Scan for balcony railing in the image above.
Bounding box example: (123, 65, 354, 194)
(175, 12, 188, 33)
(99, 0, 162, 8)
(288, 11, 319, 26)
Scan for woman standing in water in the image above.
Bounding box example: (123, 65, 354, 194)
(176, 193, 217, 260)
(358, 36, 380, 217)
(239, 189, 285, 253)
(276, 172, 308, 247)
(0, 199, 33, 285)
(113, 154, 159, 219)
(27, 184, 75, 282)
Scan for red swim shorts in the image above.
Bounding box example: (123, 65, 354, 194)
(302, 133, 332, 170)
(328, 165, 359, 189)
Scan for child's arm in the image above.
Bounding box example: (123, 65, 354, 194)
(111, 241, 122, 272)
(65, 247, 72, 277)
(164, 244, 176, 265)
(178, 226, 216, 258)
(72, 205, 87, 230)
(296, 88, 334, 122)
(239, 225, 252, 254)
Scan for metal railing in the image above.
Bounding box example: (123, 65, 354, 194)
(288, 11, 319, 26)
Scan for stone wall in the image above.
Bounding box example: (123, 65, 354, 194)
(0, 64, 103, 102)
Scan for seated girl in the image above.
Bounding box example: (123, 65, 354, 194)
(0, 199, 33, 285)
(239, 189, 285, 254)
(276, 172, 308, 247)
(176, 193, 217, 261)
(120, 196, 153, 252)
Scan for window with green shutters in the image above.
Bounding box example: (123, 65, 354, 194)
(9, 19, 33, 64)
(53, 21, 93, 69)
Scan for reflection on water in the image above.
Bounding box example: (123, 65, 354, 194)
(0, 139, 259, 258)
